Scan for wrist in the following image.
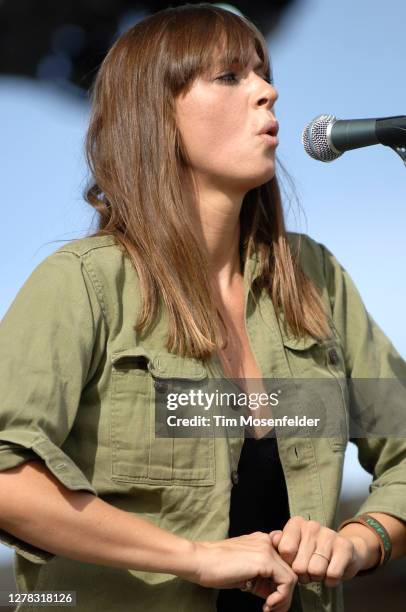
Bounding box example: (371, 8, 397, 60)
(339, 528, 380, 570)
(174, 539, 210, 584)
(160, 537, 201, 581)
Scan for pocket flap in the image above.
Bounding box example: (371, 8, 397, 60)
(111, 345, 153, 368)
(149, 353, 207, 380)
(281, 333, 320, 351)
(111, 346, 207, 380)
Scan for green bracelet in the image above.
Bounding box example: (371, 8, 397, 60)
(338, 513, 392, 575)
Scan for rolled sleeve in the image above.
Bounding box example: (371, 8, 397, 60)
(319, 240, 406, 521)
(0, 249, 106, 563)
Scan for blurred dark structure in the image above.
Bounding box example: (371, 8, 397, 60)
(0, 0, 299, 97)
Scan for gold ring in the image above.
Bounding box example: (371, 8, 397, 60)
(312, 551, 330, 563)
(240, 579, 255, 592)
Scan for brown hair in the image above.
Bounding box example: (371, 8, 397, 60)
(84, 2, 331, 359)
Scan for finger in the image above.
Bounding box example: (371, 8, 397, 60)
(341, 561, 359, 581)
(324, 539, 354, 588)
(307, 539, 334, 582)
(277, 522, 302, 565)
(253, 576, 277, 599)
(264, 600, 288, 612)
(269, 530, 283, 548)
(264, 581, 294, 611)
(341, 542, 360, 581)
(269, 530, 281, 537)
(307, 554, 330, 583)
(290, 526, 318, 584)
(264, 603, 288, 612)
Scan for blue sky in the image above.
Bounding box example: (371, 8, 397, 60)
(1, 0, 405, 562)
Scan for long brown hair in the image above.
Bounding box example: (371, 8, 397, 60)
(84, 2, 330, 359)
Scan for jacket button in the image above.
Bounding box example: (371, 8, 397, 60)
(328, 348, 339, 365)
(231, 470, 239, 485)
(154, 380, 168, 393)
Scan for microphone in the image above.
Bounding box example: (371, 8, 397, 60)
(301, 114, 406, 163)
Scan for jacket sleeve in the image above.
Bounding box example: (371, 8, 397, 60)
(318, 239, 406, 522)
(0, 249, 107, 563)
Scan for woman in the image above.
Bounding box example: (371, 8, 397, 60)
(0, 4, 405, 612)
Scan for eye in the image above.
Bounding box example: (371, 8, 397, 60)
(217, 72, 239, 85)
(216, 72, 274, 86)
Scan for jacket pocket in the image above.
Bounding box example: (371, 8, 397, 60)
(281, 334, 349, 452)
(110, 346, 215, 485)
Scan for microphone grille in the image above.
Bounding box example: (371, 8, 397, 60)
(301, 114, 343, 162)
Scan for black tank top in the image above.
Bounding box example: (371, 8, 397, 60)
(216, 434, 301, 611)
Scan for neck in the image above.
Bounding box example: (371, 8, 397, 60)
(188, 177, 245, 289)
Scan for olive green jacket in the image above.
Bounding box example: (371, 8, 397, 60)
(0, 233, 405, 612)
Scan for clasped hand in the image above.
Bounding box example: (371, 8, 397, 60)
(252, 516, 367, 612)
(269, 515, 365, 587)
(191, 516, 370, 612)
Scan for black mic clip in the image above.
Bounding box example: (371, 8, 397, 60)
(375, 115, 406, 167)
(391, 145, 406, 166)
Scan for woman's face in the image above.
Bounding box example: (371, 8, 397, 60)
(175, 47, 279, 196)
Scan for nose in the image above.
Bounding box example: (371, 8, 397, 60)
(256, 79, 278, 110)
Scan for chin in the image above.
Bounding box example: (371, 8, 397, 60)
(226, 165, 276, 193)
(255, 166, 276, 187)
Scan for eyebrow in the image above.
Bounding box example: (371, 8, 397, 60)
(215, 57, 265, 71)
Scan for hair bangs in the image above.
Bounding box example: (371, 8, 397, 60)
(166, 4, 271, 97)
(211, 13, 270, 77)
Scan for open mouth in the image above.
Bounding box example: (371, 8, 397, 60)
(258, 120, 279, 137)
(259, 132, 279, 146)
